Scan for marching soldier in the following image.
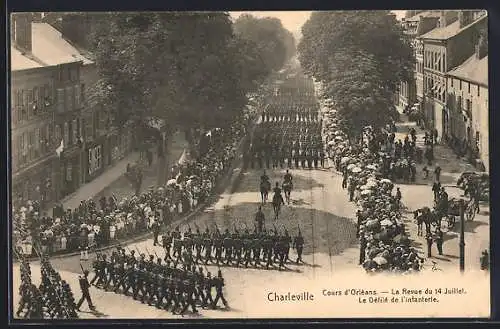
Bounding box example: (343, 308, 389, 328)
(202, 272, 214, 308)
(180, 277, 198, 314)
(293, 230, 304, 264)
(76, 270, 95, 311)
(255, 206, 265, 233)
(211, 270, 228, 309)
(162, 232, 173, 261)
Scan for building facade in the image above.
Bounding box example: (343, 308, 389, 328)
(446, 41, 488, 171)
(11, 13, 57, 209)
(419, 10, 487, 139)
(11, 13, 139, 209)
(11, 64, 57, 209)
(397, 11, 441, 110)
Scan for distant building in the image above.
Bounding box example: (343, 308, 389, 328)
(52, 13, 136, 179)
(10, 13, 85, 207)
(419, 10, 487, 140)
(446, 37, 488, 171)
(397, 11, 441, 111)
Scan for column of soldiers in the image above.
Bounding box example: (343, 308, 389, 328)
(160, 224, 305, 270)
(250, 118, 325, 170)
(16, 255, 79, 319)
(89, 246, 228, 315)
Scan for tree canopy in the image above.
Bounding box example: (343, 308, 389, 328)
(298, 11, 414, 135)
(233, 14, 296, 74)
(41, 12, 295, 151)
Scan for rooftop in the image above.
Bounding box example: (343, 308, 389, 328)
(448, 54, 488, 86)
(32, 23, 94, 66)
(11, 46, 42, 71)
(405, 11, 441, 22)
(419, 14, 486, 40)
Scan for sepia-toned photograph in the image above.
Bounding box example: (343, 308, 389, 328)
(9, 10, 490, 320)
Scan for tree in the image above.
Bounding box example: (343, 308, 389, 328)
(50, 12, 293, 155)
(234, 14, 295, 73)
(298, 11, 414, 135)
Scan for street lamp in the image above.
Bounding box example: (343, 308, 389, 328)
(459, 198, 465, 272)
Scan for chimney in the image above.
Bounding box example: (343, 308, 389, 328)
(476, 34, 488, 59)
(459, 10, 472, 28)
(11, 13, 33, 53)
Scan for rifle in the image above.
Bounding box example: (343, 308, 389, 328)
(79, 263, 86, 277)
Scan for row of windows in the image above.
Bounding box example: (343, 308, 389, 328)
(54, 118, 84, 147)
(424, 50, 446, 73)
(56, 84, 84, 113)
(425, 77, 446, 103)
(448, 77, 481, 97)
(12, 85, 53, 125)
(59, 65, 80, 83)
(415, 62, 424, 74)
(12, 123, 54, 172)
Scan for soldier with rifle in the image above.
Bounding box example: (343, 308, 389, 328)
(211, 270, 229, 309)
(293, 227, 304, 264)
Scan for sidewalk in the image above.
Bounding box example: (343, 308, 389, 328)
(393, 107, 478, 186)
(51, 131, 188, 212)
(394, 106, 489, 272)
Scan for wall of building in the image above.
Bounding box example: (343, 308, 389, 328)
(11, 66, 58, 208)
(52, 61, 87, 200)
(447, 75, 488, 170)
(447, 18, 487, 70)
(422, 40, 448, 134)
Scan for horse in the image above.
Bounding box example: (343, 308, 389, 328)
(282, 181, 293, 204)
(414, 207, 440, 236)
(272, 192, 285, 220)
(413, 207, 432, 236)
(260, 180, 271, 204)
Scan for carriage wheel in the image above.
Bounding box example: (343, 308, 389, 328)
(446, 215, 455, 230)
(465, 201, 475, 221)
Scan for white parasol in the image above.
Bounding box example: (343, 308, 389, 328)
(380, 178, 392, 184)
(361, 189, 372, 196)
(341, 157, 350, 164)
(380, 219, 393, 227)
(347, 163, 356, 170)
(166, 179, 178, 186)
(351, 167, 362, 173)
(373, 256, 388, 265)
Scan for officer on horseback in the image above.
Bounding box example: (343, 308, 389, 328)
(273, 182, 282, 195)
(283, 170, 293, 185)
(261, 170, 269, 184)
(282, 170, 293, 204)
(272, 182, 285, 220)
(260, 170, 271, 204)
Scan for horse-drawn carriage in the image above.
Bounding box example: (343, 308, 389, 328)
(444, 197, 477, 229)
(415, 197, 476, 234)
(457, 172, 490, 201)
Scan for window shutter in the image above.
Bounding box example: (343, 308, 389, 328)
(63, 122, 69, 145)
(74, 84, 80, 108)
(85, 113, 93, 142)
(72, 119, 77, 144)
(35, 127, 40, 157)
(66, 86, 73, 111)
(57, 88, 64, 112)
